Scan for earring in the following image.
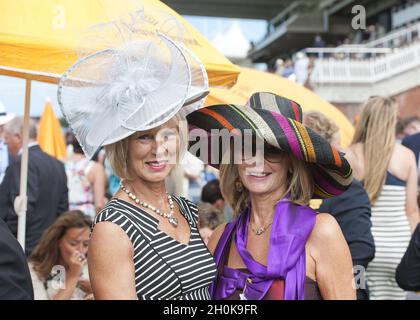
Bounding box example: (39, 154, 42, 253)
(235, 180, 243, 192)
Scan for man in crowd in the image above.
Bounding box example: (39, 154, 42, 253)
(201, 179, 233, 222)
(0, 117, 69, 255)
(402, 122, 420, 205)
(0, 100, 15, 184)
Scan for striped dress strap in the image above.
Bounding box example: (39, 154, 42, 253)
(93, 205, 141, 239)
(172, 196, 199, 228)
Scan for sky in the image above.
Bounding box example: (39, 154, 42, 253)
(0, 16, 267, 118)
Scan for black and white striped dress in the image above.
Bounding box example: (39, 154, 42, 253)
(366, 172, 411, 300)
(93, 196, 217, 300)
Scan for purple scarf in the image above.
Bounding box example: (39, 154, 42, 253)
(210, 197, 316, 300)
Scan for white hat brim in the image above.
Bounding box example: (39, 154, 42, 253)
(98, 85, 209, 147)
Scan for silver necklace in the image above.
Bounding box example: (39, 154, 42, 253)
(250, 221, 273, 236)
(120, 182, 178, 228)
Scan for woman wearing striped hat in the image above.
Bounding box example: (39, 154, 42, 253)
(187, 92, 355, 300)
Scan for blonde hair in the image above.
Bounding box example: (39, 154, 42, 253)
(219, 148, 314, 216)
(351, 96, 398, 204)
(303, 111, 339, 144)
(105, 113, 188, 181)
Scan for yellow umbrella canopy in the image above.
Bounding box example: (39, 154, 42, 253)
(0, 0, 239, 249)
(0, 0, 239, 87)
(37, 100, 67, 160)
(207, 67, 354, 147)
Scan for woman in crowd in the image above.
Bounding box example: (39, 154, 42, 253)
(346, 96, 420, 300)
(187, 92, 356, 300)
(65, 137, 106, 217)
(58, 28, 216, 299)
(29, 211, 92, 300)
(303, 110, 375, 300)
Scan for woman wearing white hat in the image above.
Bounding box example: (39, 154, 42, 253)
(58, 29, 216, 299)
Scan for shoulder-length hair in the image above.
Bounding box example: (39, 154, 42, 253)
(29, 211, 92, 281)
(351, 96, 398, 204)
(219, 147, 314, 217)
(105, 113, 188, 182)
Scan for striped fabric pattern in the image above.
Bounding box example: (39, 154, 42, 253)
(366, 184, 411, 300)
(93, 197, 217, 300)
(187, 92, 352, 199)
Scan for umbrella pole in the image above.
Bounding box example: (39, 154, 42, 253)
(15, 79, 31, 250)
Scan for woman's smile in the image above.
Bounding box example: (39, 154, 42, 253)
(144, 160, 168, 172)
(245, 171, 272, 179)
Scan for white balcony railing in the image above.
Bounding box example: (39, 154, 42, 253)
(307, 40, 420, 84)
(366, 21, 420, 48)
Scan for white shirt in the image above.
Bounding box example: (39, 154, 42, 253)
(18, 141, 39, 156)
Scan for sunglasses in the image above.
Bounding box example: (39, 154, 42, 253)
(240, 136, 284, 163)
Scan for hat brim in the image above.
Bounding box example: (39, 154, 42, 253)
(187, 104, 352, 199)
(98, 84, 209, 147)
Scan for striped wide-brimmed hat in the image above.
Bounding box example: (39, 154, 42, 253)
(187, 92, 353, 199)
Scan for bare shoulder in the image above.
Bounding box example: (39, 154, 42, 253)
(87, 162, 105, 183)
(307, 214, 343, 255)
(344, 144, 364, 180)
(88, 221, 137, 299)
(344, 144, 357, 157)
(89, 221, 133, 258)
(308, 214, 355, 299)
(394, 143, 416, 161)
(390, 144, 416, 178)
(207, 222, 228, 255)
(312, 213, 341, 237)
(346, 142, 363, 156)
(90, 161, 105, 174)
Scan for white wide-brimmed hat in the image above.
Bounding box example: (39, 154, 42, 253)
(0, 100, 15, 126)
(58, 23, 209, 159)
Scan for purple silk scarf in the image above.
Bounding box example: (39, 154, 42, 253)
(210, 197, 316, 300)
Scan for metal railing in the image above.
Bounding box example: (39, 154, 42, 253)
(307, 21, 420, 84)
(304, 47, 392, 59)
(366, 21, 420, 48)
(309, 40, 420, 84)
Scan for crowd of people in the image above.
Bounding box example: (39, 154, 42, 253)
(0, 21, 420, 302)
(272, 0, 420, 86)
(1, 96, 419, 301)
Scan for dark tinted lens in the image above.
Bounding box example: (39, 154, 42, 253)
(264, 144, 283, 162)
(241, 136, 282, 162)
